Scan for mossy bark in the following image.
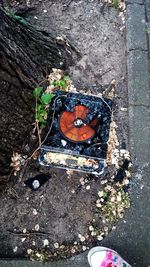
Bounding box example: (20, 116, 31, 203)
(0, 8, 71, 175)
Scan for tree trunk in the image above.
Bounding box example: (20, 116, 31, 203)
(0, 8, 72, 175)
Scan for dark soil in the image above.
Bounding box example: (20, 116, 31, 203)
(0, 0, 128, 260)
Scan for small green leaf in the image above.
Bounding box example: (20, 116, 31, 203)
(37, 104, 42, 112)
(33, 87, 43, 97)
(59, 80, 65, 87)
(52, 81, 59, 86)
(39, 109, 46, 117)
(40, 93, 54, 104)
(41, 121, 47, 127)
(36, 114, 45, 123)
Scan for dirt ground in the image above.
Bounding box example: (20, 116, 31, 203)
(0, 0, 129, 260)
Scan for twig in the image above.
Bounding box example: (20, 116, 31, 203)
(103, 79, 116, 97)
(7, 230, 51, 236)
(99, 96, 112, 112)
(35, 93, 41, 146)
(19, 94, 68, 180)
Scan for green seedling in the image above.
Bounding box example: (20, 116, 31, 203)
(33, 86, 54, 127)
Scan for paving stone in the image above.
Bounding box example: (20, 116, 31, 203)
(0, 260, 43, 267)
(127, 50, 149, 106)
(44, 253, 88, 267)
(125, 0, 143, 4)
(145, 3, 150, 21)
(101, 166, 150, 267)
(128, 106, 150, 167)
(126, 4, 147, 51)
(147, 22, 150, 48)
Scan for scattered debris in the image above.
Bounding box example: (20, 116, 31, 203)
(10, 152, 25, 175)
(97, 235, 103, 241)
(106, 117, 120, 168)
(120, 107, 128, 112)
(33, 208, 38, 215)
(35, 224, 40, 231)
(54, 242, 59, 249)
(43, 239, 49, 247)
(23, 228, 27, 234)
(86, 185, 90, 190)
(46, 69, 77, 93)
(82, 245, 87, 251)
(27, 248, 33, 255)
(96, 182, 131, 224)
(78, 234, 86, 242)
(13, 246, 18, 253)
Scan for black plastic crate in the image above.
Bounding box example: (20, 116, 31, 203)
(39, 91, 112, 175)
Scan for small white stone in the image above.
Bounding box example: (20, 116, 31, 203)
(120, 26, 125, 31)
(120, 149, 126, 154)
(71, 248, 76, 254)
(97, 235, 103, 241)
(78, 234, 86, 242)
(60, 245, 65, 249)
(36, 252, 41, 258)
(26, 197, 29, 200)
(117, 195, 122, 202)
(71, 189, 75, 194)
(34, 224, 39, 231)
(86, 185, 90, 190)
(82, 245, 87, 251)
(54, 242, 59, 248)
(91, 231, 97, 236)
(27, 249, 33, 255)
(98, 191, 104, 197)
(110, 196, 115, 202)
(33, 208, 38, 215)
(80, 177, 85, 185)
(124, 179, 129, 185)
(120, 107, 127, 112)
(61, 140, 67, 146)
(112, 157, 117, 165)
(23, 228, 27, 233)
(32, 241, 36, 246)
(105, 185, 112, 191)
(32, 180, 40, 189)
(43, 239, 49, 247)
(89, 225, 94, 231)
(43, 9, 47, 13)
(74, 241, 77, 245)
(21, 238, 26, 242)
(34, 16, 38, 19)
(13, 246, 18, 253)
(101, 179, 108, 184)
(96, 203, 102, 208)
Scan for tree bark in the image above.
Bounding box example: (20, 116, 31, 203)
(0, 8, 72, 175)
